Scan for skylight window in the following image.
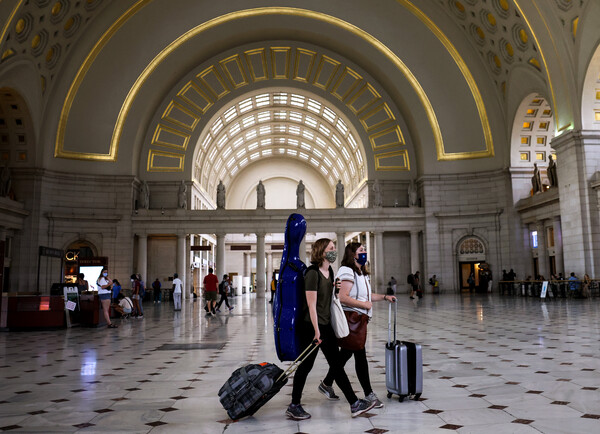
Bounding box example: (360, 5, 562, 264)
(250, 152, 260, 160)
(261, 138, 272, 146)
(331, 135, 342, 147)
(299, 152, 309, 160)
(290, 94, 305, 107)
(318, 124, 331, 136)
(300, 142, 311, 151)
(222, 147, 232, 158)
(307, 99, 321, 113)
(310, 157, 320, 166)
(242, 116, 255, 128)
(216, 135, 228, 148)
(322, 107, 336, 123)
(231, 165, 239, 175)
(315, 137, 326, 148)
(239, 98, 253, 113)
(336, 119, 348, 135)
(262, 149, 272, 156)
(289, 112, 303, 122)
(211, 118, 223, 134)
(248, 142, 258, 150)
(240, 157, 248, 166)
(305, 116, 317, 128)
(245, 130, 257, 140)
(273, 93, 288, 104)
(255, 93, 270, 107)
(302, 130, 314, 140)
(224, 106, 237, 122)
(289, 126, 300, 135)
(257, 111, 270, 122)
(202, 135, 212, 149)
(313, 149, 323, 158)
(320, 166, 328, 175)
(259, 126, 271, 135)
(226, 157, 235, 168)
(287, 149, 297, 156)
(229, 123, 241, 135)
(233, 137, 244, 148)
(236, 149, 246, 158)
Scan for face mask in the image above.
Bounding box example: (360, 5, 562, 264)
(357, 252, 368, 265)
(103, 272, 108, 277)
(324, 250, 337, 263)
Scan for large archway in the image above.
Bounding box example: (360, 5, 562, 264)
(192, 88, 364, 209)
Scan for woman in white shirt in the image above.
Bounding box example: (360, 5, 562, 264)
(97, 267, 118, 328)
(318, 242, 395, 408)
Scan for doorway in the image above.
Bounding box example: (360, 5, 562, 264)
(459, 262, 481, 291)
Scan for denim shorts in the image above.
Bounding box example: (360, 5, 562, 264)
(98, 293, 111, 301)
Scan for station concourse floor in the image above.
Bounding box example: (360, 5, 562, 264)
(0, 293, 599, 433)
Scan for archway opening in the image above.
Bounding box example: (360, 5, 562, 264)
(510, 94, 556, 200)
(192, 89, 367, 209)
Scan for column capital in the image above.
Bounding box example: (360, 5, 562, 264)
(255, 231, 266, 238)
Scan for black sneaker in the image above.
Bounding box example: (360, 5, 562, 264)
(350, 399, 375, 418)
(318, 381, 340, 400)
(286, 403, 311, 420)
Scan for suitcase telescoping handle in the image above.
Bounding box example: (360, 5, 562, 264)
(277, 341, 320, 383)
(388, 301, 397, 345)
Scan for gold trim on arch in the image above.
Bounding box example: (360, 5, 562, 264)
(0, 1, 25, 57)
(56, 6, 443, 163)
(54, 0, 152, 161)
(397, 0, 494, 160)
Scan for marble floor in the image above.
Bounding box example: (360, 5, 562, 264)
(0, 293, 599, 433)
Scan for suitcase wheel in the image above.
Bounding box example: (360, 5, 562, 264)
(399, 395, 405, 402)
(412, 393, 421, 401)
(387, 392, 392, 399)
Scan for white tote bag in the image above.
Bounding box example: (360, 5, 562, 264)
(330, 288, 350, 338)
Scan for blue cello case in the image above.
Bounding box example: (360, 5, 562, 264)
(273, 213, 307, 361)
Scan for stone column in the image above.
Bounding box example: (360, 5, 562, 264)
(552, 130, 600, 276)
(267, 252, 273, 284)
(536, 221, 549, 279)
(336, 231, 346, 269)
(374, 231, 384, 293)
(243, 252, 249, 278)
(256, 233, 266, 296)
(216, 233, 226, 281)
(553, 218, 564, 276)
(137, 234, 148, 286)
(177, 233, 186, 299)
(410, 230, 420, 273)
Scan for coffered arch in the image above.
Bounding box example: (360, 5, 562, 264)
(192, 89, 367, 197)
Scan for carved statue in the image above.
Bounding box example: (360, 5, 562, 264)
(532, 163, 542, 194)
(0, 163, 11, 197)
(372, 179, 382, 208)
(408, 180, 418, 207)
(216, 180, 226, 209)
(547, 155, 558, 188)
(140, 181, 150, 209)
(296, 180, 305, 209)
(178, 180, 187, 209)
(256, 180, 265, 209)
(335, 180, 344, 208)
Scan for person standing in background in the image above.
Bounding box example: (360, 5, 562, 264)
(270, 272, 277, 303)
(97, 268, 117, 328)
(130, 274, 143, 318)
(172, 273, 182, 311)
(111, 279, 122, 302)
(203, 268, 219, 316)
(152, 278, 162, 303)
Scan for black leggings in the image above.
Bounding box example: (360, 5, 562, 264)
(216, 293, 231, 309)
(291, 322, 358, 405)
(323, 347, 372, 397)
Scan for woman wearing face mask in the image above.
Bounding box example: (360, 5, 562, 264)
(286, 238, 375, 420)
(319, 242, 395, 408)
(97, 268, 118, 328)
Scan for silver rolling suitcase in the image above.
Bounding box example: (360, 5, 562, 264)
(385, 302, 409, 401)
(385, 302, 423, 401)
